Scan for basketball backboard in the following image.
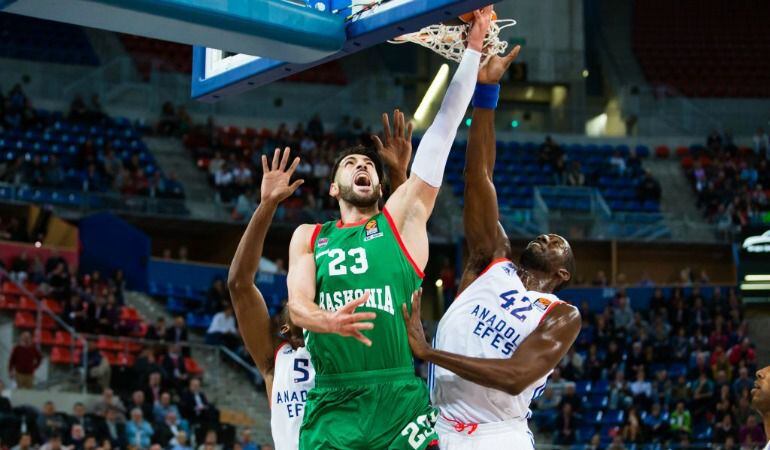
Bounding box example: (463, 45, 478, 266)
(191, 0, 503, 102)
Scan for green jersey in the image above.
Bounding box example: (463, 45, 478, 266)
(308, 208, 423, 375)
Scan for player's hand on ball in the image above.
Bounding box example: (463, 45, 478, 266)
(330, 292, 376, 346)
(401, 289, 430, 359)
(478, 45, 521, 84)
(372, 109, 413, 175)
(260, 147, 304, 206)
(466, 5, 494, 52)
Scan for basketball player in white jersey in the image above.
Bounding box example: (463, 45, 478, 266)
(229, 116, 414, 448)
(402, 49, 582, 449)
(751, 365, 770, 450)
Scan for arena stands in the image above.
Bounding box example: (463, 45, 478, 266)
(120, 35, 192, 82)
(0, 13, 98, 66)
(679, 129, 770, 233)
(633, 0, 770, 98)
(528, 285, 761, 449)
(0, 242, 238, 448)
(0, 85, 184, 207)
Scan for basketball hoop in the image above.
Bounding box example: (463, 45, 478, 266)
(388, 18, 517, 67)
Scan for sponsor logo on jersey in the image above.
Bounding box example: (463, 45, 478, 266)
(533, 297, 552, 311)
(318, 286, 395, 315)
(317, 237, 329, 248)
(364, 219, 383, 241)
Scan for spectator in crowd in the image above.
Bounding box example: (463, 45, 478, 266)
(143, 371, 163, 406)
(154, 410, 189, 447)
(102, 408, 126, 449)
(125, 408, 153, 449)
(738, 414, 765, 448)
(566, 161, 585, 186)
(161, 344, 189, 390)
(171, 431, 192, 450)
(609, 150, 626, 175)
(180, 378, 217, 428)
(38, 401, 67, 441)
(637, 170, 662, 202)
(669, 401, 692, 437)
(165, 315, 189, 351)
(145, 317, 167, 341)
(196, 430, 221, 450)
(554, 403, 577, 445)
(8, 331, 42, 389)
(39, 434, 68, 450)
(714, 414, 738, 444)
(753, 127, 769, 157)
(90, 388, 125, 418)
(204, 279, 228, 314)
(239, 430, 257, 450)
(204, 303, 239, 349)
(129, 390, 153, 420)
(153, 391, 180, 424)
(11, 433, 33, 450)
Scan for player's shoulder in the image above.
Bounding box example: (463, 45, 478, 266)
(291, 223, 323, 251)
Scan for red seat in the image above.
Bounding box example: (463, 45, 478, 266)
(116, 352, 136, 367)
(36, 330, 56, 346)
(96, 336, 123, 351)
(2, 282, 21, 295)
(675, 146, 690, 158)
(0, 295, 19, 310)
(50, 347, 74, 364)
(40, 315, 56, 330)
(101, 351, 118, 366)
(655, 145, 670, 158)
(185, 357, 204, 376)
(18, 297, 37, 311)
(14, 312, 35, 329)
(43, 299, 63, 314)
(130, 321, 148, 338)
(55, 331, 84, 348)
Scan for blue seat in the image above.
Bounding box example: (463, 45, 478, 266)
(592, 380, 609, 394)
(602, 409, 624, 425)
(575, 380, 591, 395)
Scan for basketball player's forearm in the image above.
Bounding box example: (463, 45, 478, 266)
(410, 48, 481, 190)
(287, 299, 334, 333)
(422, 348, 530, 395)
(228, 201, 278, 291)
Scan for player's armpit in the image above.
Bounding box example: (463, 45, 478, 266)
(420, 303, 581, 396)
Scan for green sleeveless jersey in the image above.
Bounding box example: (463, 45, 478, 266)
(307, 209, 423, 375)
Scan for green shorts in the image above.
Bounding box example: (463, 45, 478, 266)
(299, 367, 438, 450)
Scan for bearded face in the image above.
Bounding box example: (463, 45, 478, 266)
(331, 154, 382, 208)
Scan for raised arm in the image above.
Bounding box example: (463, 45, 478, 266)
(227, 148, 303, 398)
(372, 109, 413, 192)
(403, 290, 581, 395)
(459, 48, 521, 291)
(383, 7, 492, 269)
(287, 229, 377, 346)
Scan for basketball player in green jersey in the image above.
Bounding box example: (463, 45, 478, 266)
(287, 8, 493, 449)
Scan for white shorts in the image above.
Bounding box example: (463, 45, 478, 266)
(436, 414, 535, 450)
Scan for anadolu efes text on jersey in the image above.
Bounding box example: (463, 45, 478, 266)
(271, 343, 315, 450)
(430, 258, 563, 424)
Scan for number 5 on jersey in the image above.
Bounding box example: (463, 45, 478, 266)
(323, 247, 369, 276)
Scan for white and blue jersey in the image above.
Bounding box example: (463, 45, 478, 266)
(431, 258, 562, 425)
(271, 343, 315, 450)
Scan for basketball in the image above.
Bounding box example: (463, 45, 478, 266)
(459, 9, 497, 23)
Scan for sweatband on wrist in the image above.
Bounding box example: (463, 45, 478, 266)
(472, 83, 500, 110)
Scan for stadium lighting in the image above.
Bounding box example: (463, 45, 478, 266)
(740, 283, 770, 290)
(582, 69, 590, 78)
(435, 279, 443, 288)
(744, 274, 770, 281)
(465, 118, 472, 127)
(511, 120, 520, 128)
(414, 63, 450, 124)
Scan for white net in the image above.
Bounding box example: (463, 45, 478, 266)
(389, 19, 517, 67)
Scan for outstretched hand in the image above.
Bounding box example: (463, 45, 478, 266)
(466, 6, 494, 52)
(260, 147, 304, 206)
(478, 45, 521, 84)
(401, 289, 431, 359)
(330, 292, 376, 346)
(372, 109, 413, 177)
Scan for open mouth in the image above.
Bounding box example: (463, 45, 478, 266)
(354, 172, 372, 188)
